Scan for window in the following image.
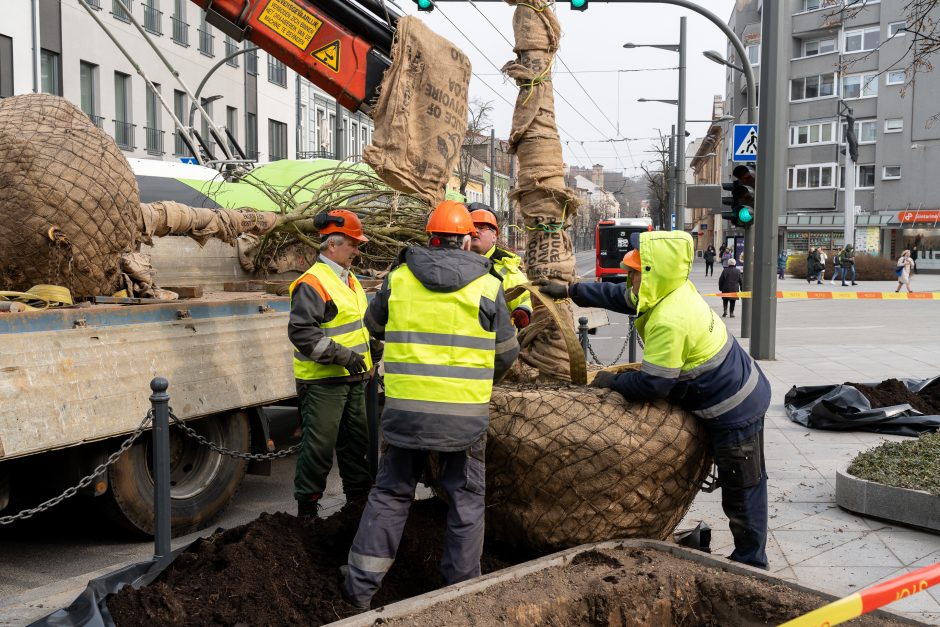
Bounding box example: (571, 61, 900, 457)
(746, 44, 760, 66)
(0, 35, 13, 99)
(802, 0, 839, 11)
(40, 50, 60, 95)
(79, 61, 99, 124)
(245, 112, 258, 160)
(268, 119, 287, 161)
(791, 73, 836, 101)
(315, 107, 326, 149)
(112, 0, 132, 21)
(844, 27, 880, 53)
(224, 36, 239, 67)
(245, 43, 258, 75)
(884, 118, 903, 133)
(114, 71, 133, 150)
(327, 112, 336, 152)
(789, 121, 837, 146)
(842, 73, 878, 99)
(886, 70, 905, 85)
(198, 12, 214, 56)
(172, 0, 188, 45)
(883, 165, 901, 180)
(361, 124, 369, 154)
(173, 89, 189, 156)
(143, 0, 162, 35)
(888, 21, 906, 37)
(267, 56, 286, 87)
(201, 100, 214, 154)
(840, 165, 876, 189)
(349, 120, 358, 156)
(802, 37, 837, 57)
(842, 119, 877, 144)
(226, 106, 238, 152)
(787, 164, 837, 190)
(145, 82, 163, 155)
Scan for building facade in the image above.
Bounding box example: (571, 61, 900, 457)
(725, 0, 940, 269)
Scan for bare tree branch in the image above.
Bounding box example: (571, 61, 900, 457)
(455, 98, 493, 196)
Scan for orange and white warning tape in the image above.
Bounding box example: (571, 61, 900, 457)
(702, 291, 940, 300)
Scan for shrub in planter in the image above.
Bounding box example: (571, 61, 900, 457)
(787, 253, 897, 281)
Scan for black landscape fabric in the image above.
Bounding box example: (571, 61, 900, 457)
(785, 376, 940, 437)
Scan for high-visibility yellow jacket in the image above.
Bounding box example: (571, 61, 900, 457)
(366, 246, 520, 451)
(288, 261, 373, 383)
(484, 246, 532, 313)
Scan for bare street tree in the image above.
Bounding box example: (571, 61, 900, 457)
(455, 98, 494, 196)
(641, 132, 671, 230)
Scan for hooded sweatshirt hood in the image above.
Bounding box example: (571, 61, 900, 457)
(635, 230, 695, 314)
(404, 245, 492, 293)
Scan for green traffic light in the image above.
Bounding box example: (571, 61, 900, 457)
(570, 0, 588, 10)
(737, 207, 753, 225)
(415, 0, 433, 10)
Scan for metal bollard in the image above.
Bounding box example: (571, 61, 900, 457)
(150, 377, 172, 560)
(578, 316, 589, 358)
(365, 373, 380, 479)
(628, 315, 638, 363)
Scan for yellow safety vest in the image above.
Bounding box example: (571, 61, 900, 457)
(485, 246, 532, 313)
(383, 265, 500, 414)
(289, 262, 372, 381)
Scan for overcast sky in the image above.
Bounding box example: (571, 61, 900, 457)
(392, 0, 737, 176)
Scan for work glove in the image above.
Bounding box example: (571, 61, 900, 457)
(536, 278, 568, 301)
(589, 371, 617, 389)
(511, 308, 531, 329)
(341, 350, 368, 375)
(369, 337, 384, 365)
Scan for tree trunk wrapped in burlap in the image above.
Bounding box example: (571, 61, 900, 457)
(485, 384, 711, 551)
(0, 94, 140, 296)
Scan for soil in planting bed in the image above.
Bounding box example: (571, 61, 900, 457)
(385, 547, 912, 627)
(107, 498, 527, 627)
(849, 378, 940, 415)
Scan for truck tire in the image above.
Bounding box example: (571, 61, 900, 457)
(104, 411, 250, 536)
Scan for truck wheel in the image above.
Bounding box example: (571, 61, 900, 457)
(104, 411, 250, 536)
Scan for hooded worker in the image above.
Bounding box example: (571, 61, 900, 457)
(538, 230, 771, 570)
(467, 202, 532, 328)
(288, 209, 381, 519)
(343, 200, 519, 609)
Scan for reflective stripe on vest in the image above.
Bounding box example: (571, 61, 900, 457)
(384, 266, 500, 408)
(289, 262, 372, 380)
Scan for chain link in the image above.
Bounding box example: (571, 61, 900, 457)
(587, 317, 643, 367)
(0, 411, 154, 525)
(168, 411, 302, 460)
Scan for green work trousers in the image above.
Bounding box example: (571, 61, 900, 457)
(294, 380, 372, 501)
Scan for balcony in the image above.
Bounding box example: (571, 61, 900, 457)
(145, 127, 164, 155)
(297, 150, 336, 160)
(173, 130, 193, 157)
(198, 27, 214, 57)
(87, 114, 105, 129)
(143, 4, 162, 35)
(86, 0, 102, 9)
(171, 16, 189, 46)
(113, 120, 136, 150)
(112, 0, 132, 22)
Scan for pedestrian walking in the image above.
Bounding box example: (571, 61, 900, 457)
(806, 247, 820, 284)
(718, 258, 743, 318)
(468, 203, 532, 328)
(911, 245, 919, 274)
(777, 250, 787, 280)
(816, 247, 827, 284)
(342, 200, 520, 610)
(830, 252, 842, 285)
(704, 244, 716, 277)
(289, 209, 380, 519)
(895, 250, 916, 293)
(721, 247, 732, 268)
(538, 231, 771, 570)
(839, 244, 858, 286)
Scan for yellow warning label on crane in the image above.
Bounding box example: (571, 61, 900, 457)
(259, 0, 323, 50)
(311, 40, 340, 73)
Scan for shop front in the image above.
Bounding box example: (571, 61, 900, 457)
(892, 210, 940, 271)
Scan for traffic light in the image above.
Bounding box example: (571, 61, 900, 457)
(413, 0, 434, 11)
(570, 0, 589, 10)
(721, 165, 755, 228)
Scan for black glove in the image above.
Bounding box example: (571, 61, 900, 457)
(590, 371, 617, 389)
(536, 279, 568, 300)
(342, 351, 368, 375)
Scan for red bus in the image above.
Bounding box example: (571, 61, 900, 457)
(595, 217, 653, 282)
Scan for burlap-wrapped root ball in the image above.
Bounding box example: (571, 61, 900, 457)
(485, 384, 711, 552)
(0, 94, 140, 295)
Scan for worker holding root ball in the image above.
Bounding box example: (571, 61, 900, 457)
(538, 230, 772, 570)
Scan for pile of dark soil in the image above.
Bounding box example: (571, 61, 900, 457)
(849, 378, 940, 415)
(385, 546, 910, 627)
(107, 499, 525, 626)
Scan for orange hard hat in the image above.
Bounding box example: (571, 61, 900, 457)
(470, 208, 499, 235)
(621, 249, 642, 272)
(427, 200, 477, 236)
(315, 209, 369, 243)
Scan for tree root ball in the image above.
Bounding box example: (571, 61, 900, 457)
(486, 384, 711, 551)
(0, 94, 140, 295)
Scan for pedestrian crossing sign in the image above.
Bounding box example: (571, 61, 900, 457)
(733, 124, 758, 163)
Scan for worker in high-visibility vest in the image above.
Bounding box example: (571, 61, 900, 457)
(288, 209, 380, 519)
(468, 202, 532, 329)
(539, 230, 771, 570)
(342, 200, 519, 609)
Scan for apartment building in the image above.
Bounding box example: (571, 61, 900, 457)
(725, 0, 940, 269)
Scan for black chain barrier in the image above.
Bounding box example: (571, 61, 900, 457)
(584, 317, 643, 367)
(168, 410, 302, 460)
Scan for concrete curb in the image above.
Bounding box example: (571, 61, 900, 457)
(836, 469, 940, 533)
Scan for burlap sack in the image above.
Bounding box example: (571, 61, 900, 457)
(363, 16, 471, 206)
(486, 385, 711, 551)
(140, 201, 278, 246)
(0, 95, 140, 296)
